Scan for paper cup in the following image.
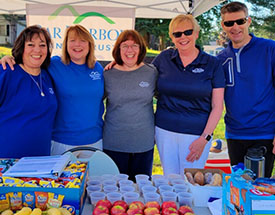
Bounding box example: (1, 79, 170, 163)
(120, 185, 135, 193)
(161, 191, 177, 202)
(123, 192, 140, 204)
(90, 191, 105, 205)
(143, 192, 160, 203)
(103, 185, 118, 193)
(107, 192, 123, 203)
(178, 192, 193, 207)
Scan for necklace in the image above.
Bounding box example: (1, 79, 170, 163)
(28, 73, 45, 97)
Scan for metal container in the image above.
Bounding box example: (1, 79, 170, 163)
(244, 146, 266, 179)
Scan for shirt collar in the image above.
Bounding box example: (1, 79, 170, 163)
(170, 45, 209, 66)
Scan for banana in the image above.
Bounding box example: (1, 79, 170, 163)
(1, 209, 14, 215)
(14, 207, 32, 215)
(58, 208, 71, 215)
(30, 209, 42, 215)
(47, 208, 61, 215)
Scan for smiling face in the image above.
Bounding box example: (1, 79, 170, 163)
(120, 39, 140, 68)
(171, 20, 199, 52)
(221, 11, 251, 48)
(22, 33, 48, 73)
(67, 31, 89, 65)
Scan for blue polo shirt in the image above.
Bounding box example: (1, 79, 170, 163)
(152, 47, 225, 135)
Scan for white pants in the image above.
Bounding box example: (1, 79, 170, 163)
(51, 139, 103, 159)
(155, 126, 211, 176)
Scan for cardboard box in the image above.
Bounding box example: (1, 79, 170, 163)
(184, 168, 223, 207)
(0, 163, 88, 215)
(222, 173, 275, 215)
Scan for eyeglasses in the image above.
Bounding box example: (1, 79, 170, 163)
(120, 44, 140, 51)
(172, 29, 193, 38)
(223, 17, 248, 27)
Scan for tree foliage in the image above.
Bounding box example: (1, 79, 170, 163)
(246, 0, 275, 39)
(135, 0, 275, 50)
(135, 1, 231, 50)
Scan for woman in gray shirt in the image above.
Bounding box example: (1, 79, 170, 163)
(103, 30, 158, 181)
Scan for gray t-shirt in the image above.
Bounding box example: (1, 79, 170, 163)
(103, 64, 158, 153)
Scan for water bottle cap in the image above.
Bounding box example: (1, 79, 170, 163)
(246, 146, 267, 158)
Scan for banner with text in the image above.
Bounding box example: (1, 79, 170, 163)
(26, 4, 135, 61)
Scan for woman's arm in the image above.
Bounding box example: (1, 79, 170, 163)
(0, 56, 16, 70)
(272, 137, 275, 154)
(186, 88, 225, 162)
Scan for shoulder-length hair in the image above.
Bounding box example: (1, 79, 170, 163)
(112, 30, 146, 65)
(169, 14, 200, 39)
(61, 25, 96, 68)
(12, 25, 52, 69)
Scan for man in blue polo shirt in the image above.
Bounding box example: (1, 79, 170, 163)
(217, 1, 275, 177)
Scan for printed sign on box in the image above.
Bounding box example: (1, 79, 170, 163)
(26, 4, 135, 60)
(222, 174, 275, 215)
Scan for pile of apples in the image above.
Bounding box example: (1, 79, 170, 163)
(92, 200, 195, 215)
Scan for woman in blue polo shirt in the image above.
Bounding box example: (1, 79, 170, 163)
(0, 25, 57, 158)
(0, 25, 104, 158)
(152, 14, 225, 175)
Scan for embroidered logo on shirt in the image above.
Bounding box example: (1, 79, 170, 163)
(192, 68, 204, 73)
(139, 81, 149, 87)
(89, 71, 101, 80)
(48, 88, 54, 94)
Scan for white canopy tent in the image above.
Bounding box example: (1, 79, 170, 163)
(0, 0, 225, 18)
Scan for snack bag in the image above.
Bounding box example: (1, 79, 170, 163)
(47, 193, 64, 208)
(35, 192, 48, 211)
(0, 193, 10, 212)
(9, 191, 22, 211)
(22, 191, 35, 209)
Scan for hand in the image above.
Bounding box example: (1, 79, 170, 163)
(272, 138, 275, 154)
(104, 60, 116, 71)
(0, 55, 15, 70)
(186, 136, 207, 162)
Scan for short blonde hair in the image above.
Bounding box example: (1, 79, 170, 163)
(62, 25, 96, 68)
(169, 14, 200, 38)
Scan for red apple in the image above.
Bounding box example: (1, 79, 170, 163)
(161, 207, 178, 215)
(145, 201, 160, 210)
(161, 201, 177, 210)
(93, 205, 109, 215)
(178, 206, 194, 215)
(127, 208, 143, 215)
(111, 205, 126, 215)
(144, 207, 160, 215)
(96, 199, 113, 209)
(113, 200, 128, 210)
(129, 201, 145, 210)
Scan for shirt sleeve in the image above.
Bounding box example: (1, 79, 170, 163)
(0, 67, 8, 107)
(212, 58, 226, 88)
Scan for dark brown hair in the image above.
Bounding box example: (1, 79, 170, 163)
(12, 25, 52, 69)
(62, 25, 96, 68)
(112, 30, 146, 65)
(221, 1, 248, 19)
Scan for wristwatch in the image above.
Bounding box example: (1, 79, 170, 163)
(202, 133, 212, 141)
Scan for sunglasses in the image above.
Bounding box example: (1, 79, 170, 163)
(172, 29, 193, 38)
(223, 17, 248, 27)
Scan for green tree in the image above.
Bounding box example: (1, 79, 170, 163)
(135, 18, 171, 50)
(246, 0, 275, 39)
(135, 1, 232, 50)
